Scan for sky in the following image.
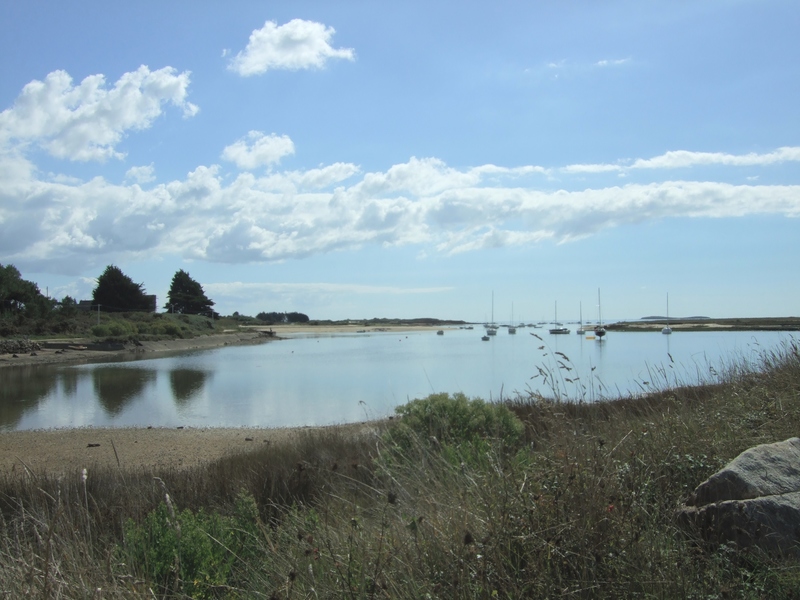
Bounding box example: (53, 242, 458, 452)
(1, 1, 798, 323)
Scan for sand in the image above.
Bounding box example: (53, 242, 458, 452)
(0, 426, 296, 476)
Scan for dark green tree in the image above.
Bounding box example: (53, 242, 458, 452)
(92, 265, 152, 312)
(0, 263, 51, 317)
(164, 270, 215, 315)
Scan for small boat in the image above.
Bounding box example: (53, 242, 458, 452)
(481, 334, 490, 341)
(576, 302, 586, 335)
(486, 291, 498, 335)
(508, 303, 517, 334)
(662, 293, 673, 335)
(436, 330, 444, 335)
(549, 301, 570, 334)
(594, 288, 606, 340)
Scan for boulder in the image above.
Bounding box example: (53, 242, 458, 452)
(678, 438, 800, 556)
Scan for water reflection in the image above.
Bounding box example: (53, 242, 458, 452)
(169, 368, 209, 405)
(92, 367, 156, 416)
(0, 330, 793, 431)
(0, 366, 59, 429)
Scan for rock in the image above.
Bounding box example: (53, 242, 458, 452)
(0, 339, 41, 355)
(678, 438, 800, 556)
(688, 438, 800, 506)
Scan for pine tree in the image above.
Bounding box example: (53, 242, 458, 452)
(92, 265, 152, 312)
(165, 270, 215, 315)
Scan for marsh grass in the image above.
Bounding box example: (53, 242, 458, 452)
(0, 339, 799, 598)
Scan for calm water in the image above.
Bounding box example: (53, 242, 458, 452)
(1, 328, 794, 431)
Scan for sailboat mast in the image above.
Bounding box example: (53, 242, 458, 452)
(594, 288, 607, 339)
(598, 288, 602, 325)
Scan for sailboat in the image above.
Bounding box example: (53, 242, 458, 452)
(662, 293, 673, 335)
(594, 288, 606, 340)
(486, 292, 497, 336)
(549, 301, 570, 334)
(508, 303, 517, 334)
(576, 302, 585, 335)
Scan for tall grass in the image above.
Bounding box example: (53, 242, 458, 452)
(0, 338, 798, 597)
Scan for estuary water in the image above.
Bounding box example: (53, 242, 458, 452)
(1, 328, 794, 431)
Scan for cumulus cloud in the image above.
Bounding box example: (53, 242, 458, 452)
(221, 131, 295, 170)
(0, 66, 198, 162)
(2, 149, 799, 272)
(228, 19, 355, 76)
(125, 164, 156, 184)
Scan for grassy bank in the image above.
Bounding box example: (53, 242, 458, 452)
(1, 339, 799, 598)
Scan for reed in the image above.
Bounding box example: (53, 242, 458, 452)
(0, 338, 798, 597)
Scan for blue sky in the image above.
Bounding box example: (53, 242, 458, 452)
(1, 1, 798, 322)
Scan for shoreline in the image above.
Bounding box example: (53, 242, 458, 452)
(0, 323, 457, 369)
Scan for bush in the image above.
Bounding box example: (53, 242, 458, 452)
(163, 323, 182, 337)
(107, 321, 133, 337)
(124, 491, 262, 598)
(91, 324, 110, 337)
(386, 392, 524, 451)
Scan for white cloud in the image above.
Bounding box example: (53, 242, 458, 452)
(2, 149, 799, 272)
(126, 164, 156, 184)
(205, 281, 452, 297)
(595, 58, 630, 67)
(563, 146, 800, 173)
(0, 66, 198, 162)
(630, 147, 800, 169)
(228, 19, 355, 76)
(221, 131, 295, 170)
(257, 162, 361, 192)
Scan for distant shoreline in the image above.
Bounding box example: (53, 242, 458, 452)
(606, 316, 800, 333)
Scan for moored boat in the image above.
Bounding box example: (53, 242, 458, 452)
(549, 301, 570, 334)
(594, 288, 606, 340)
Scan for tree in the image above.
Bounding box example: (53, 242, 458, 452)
(0, 263, 51, 317)
(164, 269, 215, 316)
(92, 265, 152, 312)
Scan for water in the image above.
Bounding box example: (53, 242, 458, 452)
(1, 328, 794, 431)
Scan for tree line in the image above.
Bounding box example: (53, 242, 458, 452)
(1, 263, 307, 322)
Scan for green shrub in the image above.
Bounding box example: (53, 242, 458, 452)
(124, 491, 262, 598)
(107, 321, 133, 337)
(386, 392, 524, 451)
(163, 323, 182, 337)
(91, 324, 110, 337)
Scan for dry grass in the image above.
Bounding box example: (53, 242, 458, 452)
(1, 339, 799, 598)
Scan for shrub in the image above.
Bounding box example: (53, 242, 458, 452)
(124, 491, 262, 598)
(163, 323, 182, 337)
(107, 321, 133, 337)
(386, 392, 524, 451)
(91, 324, 110, 337)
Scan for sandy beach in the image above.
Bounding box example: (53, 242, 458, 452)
(0, 426, 289, 476)
(0, 420, 384, 477)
